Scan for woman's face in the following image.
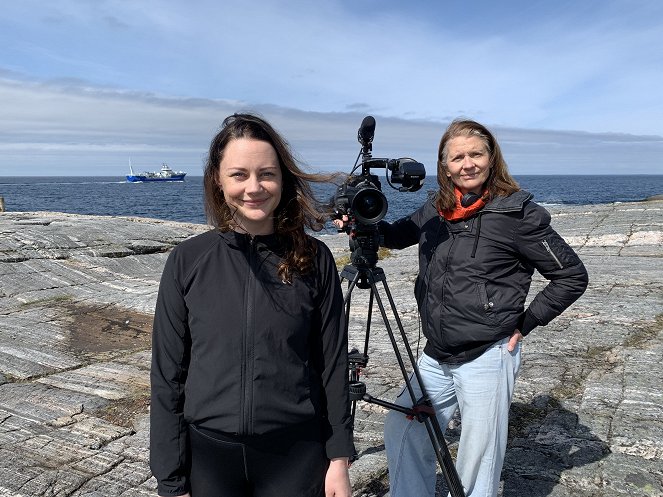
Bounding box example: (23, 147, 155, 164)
(217, 137, 283, 235)
(445, 135, 491, 195)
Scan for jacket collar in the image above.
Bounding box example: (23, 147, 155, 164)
(216, 229, 281, 252)
(482, 190, 533, 213)
(427, 189, 534, 217)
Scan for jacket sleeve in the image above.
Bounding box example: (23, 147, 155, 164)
(378, 204, 428, 249)
(150, 250, 191, 496)
(514, 203, 589, 335)
(315, 242, 355, 459)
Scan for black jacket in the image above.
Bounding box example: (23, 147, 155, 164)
(379, 191, 588, 363)
(150, 230, 353, 496)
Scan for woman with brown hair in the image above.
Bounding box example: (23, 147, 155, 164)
(150, 113, 353, 497)
(377, 119, 589, 497)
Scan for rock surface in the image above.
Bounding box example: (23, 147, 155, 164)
(0, 202, 661, 497)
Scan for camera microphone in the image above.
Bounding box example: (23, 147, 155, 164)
(358, 115, 376, 146)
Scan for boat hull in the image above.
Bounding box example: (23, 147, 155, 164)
(126, 174, 186, 182)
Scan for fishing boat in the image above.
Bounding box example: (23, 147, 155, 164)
(126, 162, 187, 182)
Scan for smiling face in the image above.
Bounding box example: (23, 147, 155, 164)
(444, 135, 492, 195)
(217, 137, 283, 235)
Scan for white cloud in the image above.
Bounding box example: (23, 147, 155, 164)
(0, 77, 661, 176)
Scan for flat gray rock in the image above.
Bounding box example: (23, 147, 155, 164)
(0, 202, 661, 496)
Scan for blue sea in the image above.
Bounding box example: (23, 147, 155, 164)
(1, 175, 661, 233)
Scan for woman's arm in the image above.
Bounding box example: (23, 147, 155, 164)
(378, 201, 433, 250)
(315, 242, 355, 459)
(334, 204, 427, 251)
(514, 203, 589, 335)
(150, 252, 191, 497)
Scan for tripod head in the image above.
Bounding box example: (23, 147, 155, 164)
(348, 225, 381, 275)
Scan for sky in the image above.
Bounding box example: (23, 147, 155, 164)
(1, 0, 663, 176)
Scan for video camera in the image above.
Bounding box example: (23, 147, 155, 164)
(333, 116, 425, 226)
(332, 116, 425, 269)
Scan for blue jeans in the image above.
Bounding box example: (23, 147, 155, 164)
(384, 338, 521, 497)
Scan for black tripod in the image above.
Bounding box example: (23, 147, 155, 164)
(340, 234, 466, 497)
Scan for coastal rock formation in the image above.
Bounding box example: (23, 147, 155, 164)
(0, 201, 661, 496)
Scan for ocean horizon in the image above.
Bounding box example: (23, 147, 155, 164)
(1, 175, 662, 229)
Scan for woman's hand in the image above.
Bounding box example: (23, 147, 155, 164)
(507, 329, 523, 352)
(332, 215, 349, 231)
(325, 457, 351, 497)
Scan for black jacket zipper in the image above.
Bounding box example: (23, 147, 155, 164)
(241, 237, 258, 434)
(542, 240, 564, 269)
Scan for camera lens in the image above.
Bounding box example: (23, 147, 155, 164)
(352, 188, 388, 224)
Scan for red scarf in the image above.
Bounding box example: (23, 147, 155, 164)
(440, 188, 488, 221)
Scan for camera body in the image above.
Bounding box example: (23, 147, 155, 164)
(333, 173, 386, 225)
(333, 158, 425, 225)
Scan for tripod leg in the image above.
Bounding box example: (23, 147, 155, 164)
(363, 288, 375, 358)
(369, 277, 466, 497)
(341, 264, 374, 376)
(341, 267, 360, 306)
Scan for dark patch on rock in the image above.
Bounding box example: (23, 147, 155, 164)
(623, 313, 663, 348)
(63, 302, 152, 358)
(90, 394, 151, 428)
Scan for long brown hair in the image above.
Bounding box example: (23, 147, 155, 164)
(203, 113, 330, 283)
(435, 119, 520, 211)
